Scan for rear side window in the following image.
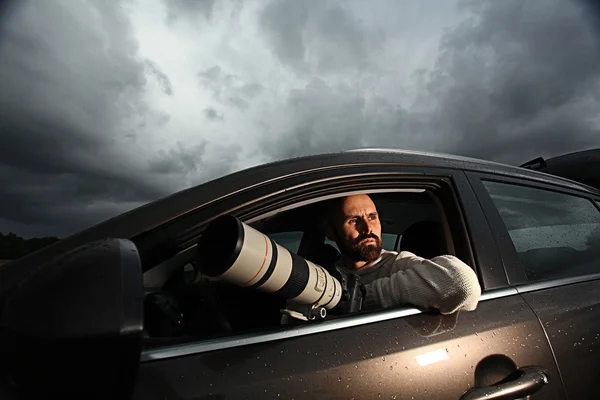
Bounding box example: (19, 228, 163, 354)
(267, 231, 303, 253)
(482, 181, 600, 281)
(382, 233, 400, 251)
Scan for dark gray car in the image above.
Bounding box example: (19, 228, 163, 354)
(1, 148, 599, 399)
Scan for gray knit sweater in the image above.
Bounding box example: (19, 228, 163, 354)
(338, 250, 482, 314)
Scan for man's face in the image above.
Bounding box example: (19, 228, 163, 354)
(330, 194, 383, 263)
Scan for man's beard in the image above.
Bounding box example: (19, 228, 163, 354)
(338, 233, 383, 263)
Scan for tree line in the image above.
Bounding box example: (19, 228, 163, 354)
(0, 232, 61, 260)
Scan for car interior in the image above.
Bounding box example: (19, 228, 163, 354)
(141, 190, 459, 348)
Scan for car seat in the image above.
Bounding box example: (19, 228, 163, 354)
(400, 220, 448, 259)
(304, 243, 342, 269)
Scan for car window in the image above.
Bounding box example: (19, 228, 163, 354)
(142, 189, 455, 345)
(267, 231, 303, 253)
(482, 180, 600, 281)
(382, 233, 399, 250)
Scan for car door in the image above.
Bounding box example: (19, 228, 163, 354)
(132, 165, 565, 400)
(468, 172, 600, 400)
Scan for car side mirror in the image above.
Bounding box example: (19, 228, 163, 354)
(0, 238, 144, 400)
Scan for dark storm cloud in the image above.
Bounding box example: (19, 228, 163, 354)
(4, 0, 600, 241)
(204, 107, 224, 121)
(240, 83, 263, 98)
(199, 65, 223, 81)
(260, 0, 385, 74)
(0, 163, 163, 238)
(424, 0, 600, 163)
(259, 0, 308, 69)
(198, 65, 262, 111)
(164, 0, 215, 23)
(144, 60, 174, 96)
(264, 78, 430, 160)
(149, 141, 242, 183)
(0, 0, 169, 237)
(262, 0, 600, 165)
(149, 141, 208, 174)
(228, 96, 248, 111)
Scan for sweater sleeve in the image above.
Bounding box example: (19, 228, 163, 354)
(362, 252, 482, 315)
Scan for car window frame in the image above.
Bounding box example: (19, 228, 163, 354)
(140, 166, 510, 362)
(465, 170, 600, 290)
(165, 166, 506, 289)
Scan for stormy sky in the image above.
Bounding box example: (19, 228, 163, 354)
(1, 0, 600, 238)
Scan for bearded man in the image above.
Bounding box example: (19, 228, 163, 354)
(325, 194, 481, 315)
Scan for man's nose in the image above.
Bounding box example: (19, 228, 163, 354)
(358, 219, 371, 233)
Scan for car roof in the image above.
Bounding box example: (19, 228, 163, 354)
(2, 147, 597, 280)
(12, 147, 600, 247)
(341, 147, 600, 194)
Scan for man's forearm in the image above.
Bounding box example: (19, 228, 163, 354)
(362, 253, 481, 314)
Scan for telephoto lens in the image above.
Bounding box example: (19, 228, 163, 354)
(195, 214, 343, 311)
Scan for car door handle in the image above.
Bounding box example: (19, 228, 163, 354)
(460, 366, 549, 400)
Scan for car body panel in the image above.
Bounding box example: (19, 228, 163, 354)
(130, 164, 564, 399)
(466, 170, 600, 399)
(451, 170, 508, 290)
(133, 291, 564, 400)
(519, 280, 600, 400)
(2, 149, 597, 276)
(4, 148, 599, 398)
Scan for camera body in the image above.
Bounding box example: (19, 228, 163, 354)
(327, 265, 364, 315)
(281, 265, 365, 322)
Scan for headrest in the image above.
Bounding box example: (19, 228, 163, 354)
(304, 243, 341, 268)
(400, 220, 447, 259)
